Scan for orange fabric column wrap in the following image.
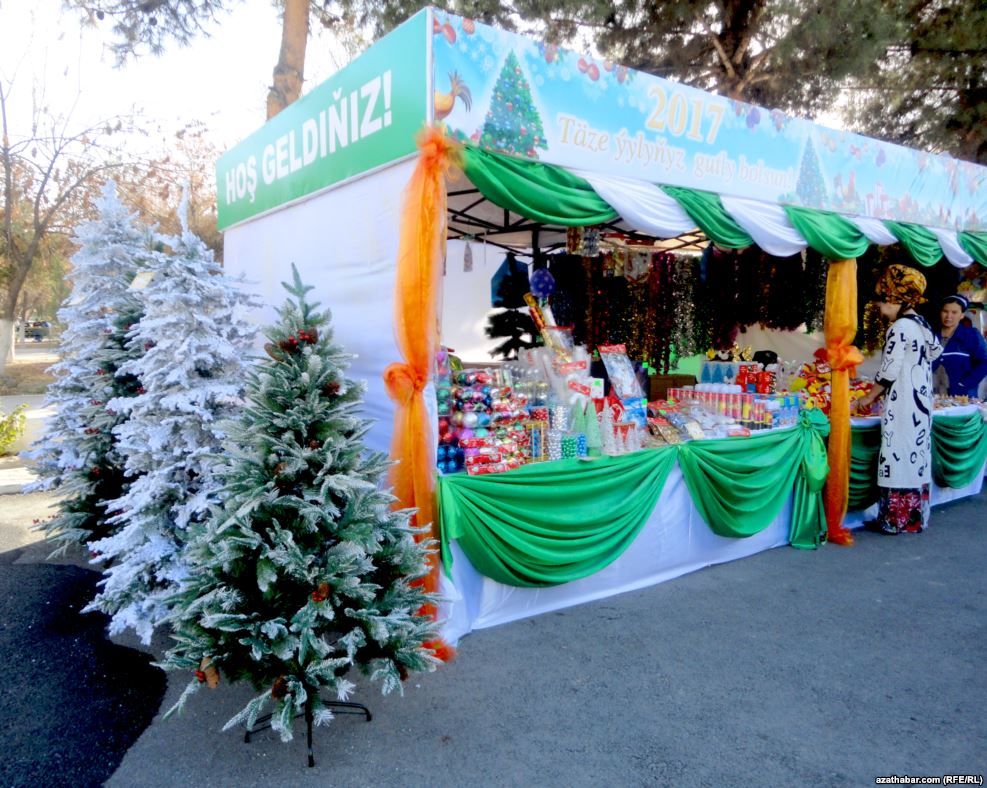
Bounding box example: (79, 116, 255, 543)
(822, 258, 864, 546)
(384, 126, 459, 660)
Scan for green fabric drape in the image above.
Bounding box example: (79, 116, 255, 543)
(438, 449, 677, 587)
(439, 414, 831, 588)
(931, 412, 987, 489)
(849, 424, 881, 510)
(884, 221, 944, 267)
(782, 206, 871, 260)
(461, 145, 617, 226)
(848, 414, 986, 506)
(958, 231, 987, 266)
(677, 411, 829, 548)
(660, 185, 755, 249)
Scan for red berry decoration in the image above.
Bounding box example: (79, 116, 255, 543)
(144, 342, 154, 350)
(323, 381, 341, 397)
(97, 369, 106, 376)
(194, 670, 207, 683)
(91, 466, 101, 477)
(308, 439, 320, 449)
(310, 582, 331, 603)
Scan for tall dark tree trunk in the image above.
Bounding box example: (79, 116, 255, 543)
(267, 0, 310, 119)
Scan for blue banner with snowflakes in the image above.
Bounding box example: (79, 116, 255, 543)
(431, 11, 987, 232)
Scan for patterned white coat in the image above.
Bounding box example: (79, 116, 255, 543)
(876, 314, 943, 489)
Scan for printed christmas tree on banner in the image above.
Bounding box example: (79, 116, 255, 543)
(478, 50, 548, 158)
(795, 136, 827, 209)
(86, 195, 260, 644)
(26, 182, 150, 553)
(163, 266, 440, 745)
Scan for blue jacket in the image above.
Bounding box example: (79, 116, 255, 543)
(933, 323, 987, 396)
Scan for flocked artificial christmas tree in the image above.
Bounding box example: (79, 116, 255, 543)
(26, 182, 150, 553)
(86, 197, 260, 643)
(478, 50, 548, 158)
(163, 266, 439, 749)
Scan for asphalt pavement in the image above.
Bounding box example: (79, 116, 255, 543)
(1, 477, 985, 787)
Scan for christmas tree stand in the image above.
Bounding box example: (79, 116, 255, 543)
(243, 697, 373, 767)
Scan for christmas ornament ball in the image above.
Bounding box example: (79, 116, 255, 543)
(463, 412, 479, 429)
(530, 267, 556, 298)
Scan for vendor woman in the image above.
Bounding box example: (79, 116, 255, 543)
(932, 294, 987, 397)
(854, 265, 942, 535)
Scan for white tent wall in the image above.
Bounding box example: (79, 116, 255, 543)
(222, 159, 417, 455)
(441, 239, 504, 362)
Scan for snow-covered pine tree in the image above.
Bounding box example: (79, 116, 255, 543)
(25, 181, 150, 553)
(86, 197, 260, 643)
(163, 266, 440, 744)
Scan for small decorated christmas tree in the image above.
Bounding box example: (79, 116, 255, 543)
(584, 403, 602, 457)
(478, 50, 548, 158)
(163, 266, 440, 745)
(26, 182, 150, 553)
(795, 136, 827, 209)
(86, 197, 260, 643)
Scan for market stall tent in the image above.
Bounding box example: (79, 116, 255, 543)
(217, 8, 987, 640)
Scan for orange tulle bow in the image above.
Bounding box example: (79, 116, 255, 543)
(384, 362, 427, 405)
(823, 343, 864, 374)
(416, 124, 462, 173)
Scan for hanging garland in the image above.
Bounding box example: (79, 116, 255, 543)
(802, 249, 829, 332)
(859, 301, 889, 355)
(693, 244, 742, 352)
(668, 255, 699, 364)
(763, 252, 810, 330)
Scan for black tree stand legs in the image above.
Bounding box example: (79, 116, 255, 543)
(243, 696, 372, 767)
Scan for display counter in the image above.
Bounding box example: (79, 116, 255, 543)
(844, 404, 987, 528)
(437, 406, 986, 642)
(438, 413, 829, 640)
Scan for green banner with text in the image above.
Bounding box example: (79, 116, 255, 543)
(216, 11, 428, 230)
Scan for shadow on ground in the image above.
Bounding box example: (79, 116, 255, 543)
(0, 548, 166, 788)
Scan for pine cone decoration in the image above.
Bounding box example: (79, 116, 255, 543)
(199, 657, 220, 689)
(270, 675, 288, 700)
(264, 343, 285, 362)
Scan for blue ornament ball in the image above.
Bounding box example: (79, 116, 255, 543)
(530, 267, 556, 298)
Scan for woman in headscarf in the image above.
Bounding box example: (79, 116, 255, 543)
(932, 294, 987, 397)
(854, 265, 943, 535)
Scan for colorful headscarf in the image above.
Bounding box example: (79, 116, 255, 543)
(874, 264, 927, 305)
